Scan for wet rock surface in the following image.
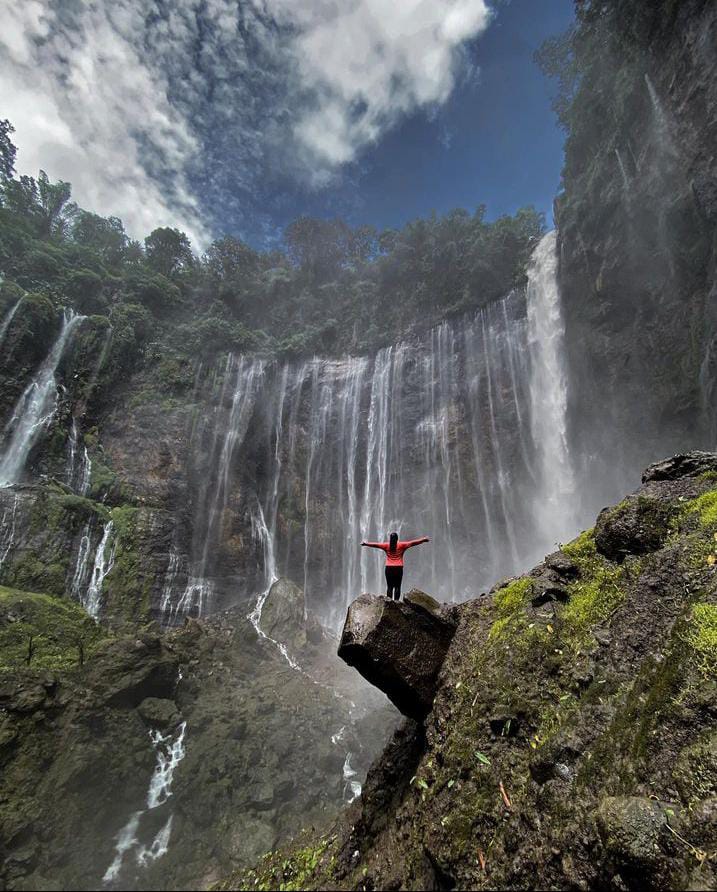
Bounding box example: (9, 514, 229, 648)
(226, 453, 717, 892)
(0, 607, 397, 891)
(338, 593, 457, 720)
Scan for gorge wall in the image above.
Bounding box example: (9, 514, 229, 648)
(0, 232, 578, 634)
(557, 0, 717, 514)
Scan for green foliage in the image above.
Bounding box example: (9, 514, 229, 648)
(0, 585, 106, 672)
(0, 115, 545, 372)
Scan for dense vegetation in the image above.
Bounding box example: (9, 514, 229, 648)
(0, 120, 543, 377)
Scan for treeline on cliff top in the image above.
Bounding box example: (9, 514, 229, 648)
(0, 119, 543, 370)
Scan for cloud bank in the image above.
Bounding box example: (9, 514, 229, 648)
(0, 0, 492, 245)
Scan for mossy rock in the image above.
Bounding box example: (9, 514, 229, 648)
(672, 730, 717, 805)
(595, 495, 675, 562)
(0, 585, 105, 672)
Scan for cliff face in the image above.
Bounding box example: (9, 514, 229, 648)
(0, 587, 394, 890)
(223, 453, 717, 892)
(557, 0, 717, 511)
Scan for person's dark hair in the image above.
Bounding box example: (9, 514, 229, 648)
(389, 531, 398, 552)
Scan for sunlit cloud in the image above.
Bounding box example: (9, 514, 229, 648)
(0, 0, 493, 245)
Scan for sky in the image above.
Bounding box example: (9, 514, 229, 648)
(0, 0, 575, 249)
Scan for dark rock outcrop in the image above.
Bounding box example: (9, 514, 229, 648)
(338, 593, 457, 720)
(643, 451, 717, 483)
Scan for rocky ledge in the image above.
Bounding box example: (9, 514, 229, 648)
(338, 590, 458, 720)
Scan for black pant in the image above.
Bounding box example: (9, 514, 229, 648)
(385, 566, 403, 601)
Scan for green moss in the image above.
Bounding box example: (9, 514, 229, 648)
(101, 506, 153, 627)
(681, 603, 717, 677)
(559, 528, 629, 650)
(488, 577, 534, 641)
(0, 585, 106, 671)
(685, 491, 717, 528)
(88, 460, 117, 501)
(562, 528, 597, 565)
(214, 836, 334, 892)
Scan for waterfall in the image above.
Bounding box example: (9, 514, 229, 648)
(71, 522, 94, 601)
(0, 494, 18, 571)
(0, 309, 84, 487)
(615, 147, 630, 192)
(167, 357, 265, 622)
(159, 547, 182, 622)
(83, 520, 115, 619)
(342, 752, 361, 804)
(0, 296, 23, 347)
(103, 722, 187, 885)
(66, 418, 92, 495)
(67, 419, 79, 488)
(526, 231, 576, 551)
(179, 269, 583, 627)
(79, 446, 92, 496)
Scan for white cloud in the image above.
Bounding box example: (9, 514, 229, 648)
(0, 0, 493, 244)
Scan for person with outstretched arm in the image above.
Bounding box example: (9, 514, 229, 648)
(361, 532, 430, 601)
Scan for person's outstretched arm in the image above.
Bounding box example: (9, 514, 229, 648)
(361, 541, 387, 549)
(403, 536, 430, 549)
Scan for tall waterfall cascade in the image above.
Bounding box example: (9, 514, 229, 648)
(0, 251, 576, 632)
(0, 309, 84, 487)
(160, 232, 578, 629)
(526, 230, 577, 547)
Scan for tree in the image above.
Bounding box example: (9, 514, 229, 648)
(145, 227, 195, 277)
(71, 211, 128, 266)
(36, 170, 73, 237)
(0, 118, 17, 181)
(204, 236, 259, 283)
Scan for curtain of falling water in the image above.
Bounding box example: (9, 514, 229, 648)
(164, 283, 574, 630)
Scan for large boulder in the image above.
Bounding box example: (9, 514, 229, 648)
(338, 594, 457, 720)
(642, 451, 717, 482)
(259, 578, 307, 652)
(259, 577, 324, 653)
(594, 495, 675, 563)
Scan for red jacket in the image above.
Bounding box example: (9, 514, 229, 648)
(363, 537, 429, 567)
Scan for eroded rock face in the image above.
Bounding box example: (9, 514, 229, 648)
(338, 593, 457, 720)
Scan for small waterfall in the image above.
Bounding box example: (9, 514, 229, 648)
(66, 418, 79, 488)
(0, 309, 84, 487)
(247, 502, 301, 672)
(614, 147, 630, 192)
(66, 418, 92, 495)
(0, 297, 23, 348)
(103, 722, 187, 885)
(644, 72, 676, 154)
(71, 522, 94, 601)
(79, 446, 92, 496)
(159, 546, 182, 622)
(0, 494, 19, 571)
(342, 752, 361, 804)
(83, 520, 115, 619)
(526, 231, 576, 551)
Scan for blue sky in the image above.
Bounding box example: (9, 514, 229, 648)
(1, 0, 575, 248)
(265, 0, 576, 241)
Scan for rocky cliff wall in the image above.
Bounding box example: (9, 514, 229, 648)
(557, 0, 717, 513)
